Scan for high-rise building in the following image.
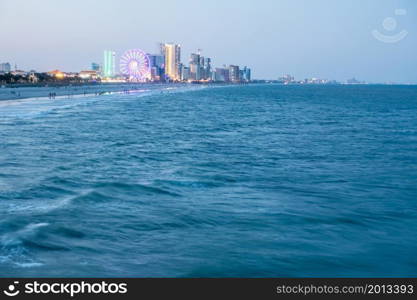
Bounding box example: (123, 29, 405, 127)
(189, 53, 200, 81)
(214, 67, 229, 82)
(0, 62, 11, 73)
(229, 65, 240, 82)
(181, 66, 190, 81)
(190, 53, 200, 63)
(199, 56, 205, 66)
(150, 67, 159, 81)
(148, 54, 165, 81)
(242, 66, 251, 82)
(162, 43, 181, 81)
(148, 54, 164, 69)
(199, 56, 205, 79)
(91, 63, 100, 72)
(204, 58, 212, 80)
(103, 50, 116, 77)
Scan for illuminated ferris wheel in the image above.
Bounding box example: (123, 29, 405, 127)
(119, 49, 151, 81)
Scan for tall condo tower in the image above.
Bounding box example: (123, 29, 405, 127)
(103, 50, 116, 77)
(162, 43, 181, 81)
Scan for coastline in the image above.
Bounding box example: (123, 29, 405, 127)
(0, 83, 189, 102)
(2, 82, 415, 104)
(0, 82, 248, 102)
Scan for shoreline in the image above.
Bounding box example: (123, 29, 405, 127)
(2, 82, 414, 103)
(0, 83, 186, 102)
(0, 89, 150, 105)
(0, 82, 248, 102)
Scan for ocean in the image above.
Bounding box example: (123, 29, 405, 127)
(0, 84, 416, 277)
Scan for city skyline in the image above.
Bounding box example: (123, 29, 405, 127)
(1, 0, 417, 82)
(0, 42, 253, 84)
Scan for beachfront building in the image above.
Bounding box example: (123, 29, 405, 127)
(148, 54, 165, 81)
(181, 66, 190, 81)
(11, 70, 27, 76)
(0, 62, 11, 73)
(162, 43, 181, 81)
(91, 62, 101, 72)
(103, 50, 116, 78)
(199, 56, 205, 79)
(79, 70, 99, 80)
(214, 67, 230, 82)
(204, 58, 212, 80)
(229, 65, 240, 82)
(48, 70, 66, 79)
(189, 53, 201, 81)
(148, 54, 164, 70)
(242, 66, 251, 82)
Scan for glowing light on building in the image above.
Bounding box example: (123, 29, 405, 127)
(48, 70, 65, 79)
(162, 43, 181, 81)
(55, 73, 65, 79)
(79, 70, 99, 80)
(103, 50, 116, 77)
(119, 49, 151, 81)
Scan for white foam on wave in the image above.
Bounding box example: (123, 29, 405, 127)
(0, 222, 48, 268)
(1, 189, 93, 216)
(15, 261, 44, 268)
(0, 86, 200, 122)
(0, 250, 44, 269)
(0, 84, 208, 121)
(1, 222, 50, 247)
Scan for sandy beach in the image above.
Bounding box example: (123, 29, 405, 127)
(0, 83, 179, 102)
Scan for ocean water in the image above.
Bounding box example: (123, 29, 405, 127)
(0, 84, 416, 277)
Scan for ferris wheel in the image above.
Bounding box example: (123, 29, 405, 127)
(119, 49, 151, 81)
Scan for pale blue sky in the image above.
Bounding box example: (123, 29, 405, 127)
(1, 0, 416, 82)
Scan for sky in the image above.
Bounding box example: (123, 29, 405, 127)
(1, 0, 416, 82)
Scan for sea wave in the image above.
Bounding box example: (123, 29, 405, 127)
(1, 84, 417, 276)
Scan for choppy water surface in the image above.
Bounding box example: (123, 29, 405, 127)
(0, 84, 416, 277)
